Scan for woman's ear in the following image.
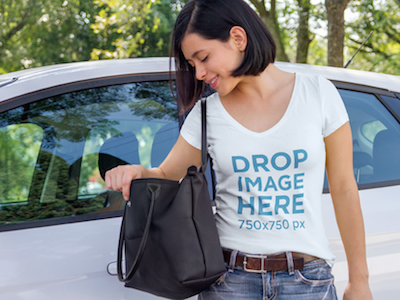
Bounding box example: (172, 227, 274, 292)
(229, 26, 247, 52)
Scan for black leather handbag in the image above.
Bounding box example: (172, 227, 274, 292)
(117, 99, 226, 299)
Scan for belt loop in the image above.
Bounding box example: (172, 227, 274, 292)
(286, 251, 295, 275)
(228, 250, 238, 273)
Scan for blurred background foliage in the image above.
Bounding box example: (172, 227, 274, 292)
(0, 0, 399, 75)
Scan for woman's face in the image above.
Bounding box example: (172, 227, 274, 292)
(181, 28, 246, 97)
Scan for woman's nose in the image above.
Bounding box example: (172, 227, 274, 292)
(195, 65, 207, 81)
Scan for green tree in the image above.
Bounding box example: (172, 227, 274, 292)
(0, 0, 101, 74)
(296, 0, 312, 63)
(345, 0, 400, 74)
(90, 0, 184, 59)
(247, 0, 324, 65)
(249, 0, 290, 62)
(1, 0, 399, 75)
(325, 0, 350, 67)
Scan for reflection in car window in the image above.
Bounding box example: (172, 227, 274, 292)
(0, 124, 43, 204)
(339, 89, 400, 186)
(361, 120, 387, 143)
(0, 81, 179, 226)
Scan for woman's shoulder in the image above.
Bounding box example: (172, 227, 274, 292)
(294, 73, 337, 98)
(295, 72, 323, 84)
(296, 72, 334, 88)
(193, 92, 220, 105)
(187, 92, 220, 115)
(201, 92, 221, 110)
(205, 91, 220, 102)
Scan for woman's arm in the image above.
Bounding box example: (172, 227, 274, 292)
(105, 134, 201, 200)
(325, 122, 373, 299)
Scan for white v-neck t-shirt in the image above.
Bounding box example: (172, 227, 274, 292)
(180, 73, 348, 266)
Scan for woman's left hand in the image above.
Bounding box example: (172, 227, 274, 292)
(343, 281, 373, 300)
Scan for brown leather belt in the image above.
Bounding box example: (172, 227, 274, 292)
(223, 249, 306, 273)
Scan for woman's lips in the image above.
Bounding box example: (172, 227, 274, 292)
(209, 76, 218, 89)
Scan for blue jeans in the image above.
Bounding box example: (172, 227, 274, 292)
(198, 256, 337, 300)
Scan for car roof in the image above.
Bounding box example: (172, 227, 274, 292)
(0, 57, 399, 104)
(275, 61, 400, 94)
(0, 58, 172, 103)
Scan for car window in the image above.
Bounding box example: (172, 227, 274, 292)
(338, 89, 400, 186)
(381, 95, 400, 120)
(0, 81, 179, 227)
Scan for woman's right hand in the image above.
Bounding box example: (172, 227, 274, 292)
(105, 164, 144, 200)
(104, 135, 202, 200)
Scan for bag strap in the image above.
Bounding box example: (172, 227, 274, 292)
(117, 184, 159, 283)
(201, 99, 207, 174)
(201, 99, 218, 201)
(201, 99, 217, 200)
(209, 156, 217, 200)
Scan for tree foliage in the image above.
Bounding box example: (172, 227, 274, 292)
(249, 0, 290, 62)
(0, 0, 399, 75)
(90, 0, 170, 59)
(0, 124, 42, 203)
(0, 0, 101, 73)
(345, 0, 400, 74)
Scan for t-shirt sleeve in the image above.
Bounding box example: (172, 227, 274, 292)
(180, 99, 202, 150)
(319, 76, 349, 137)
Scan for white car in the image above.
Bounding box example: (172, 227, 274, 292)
(0, 58, 399, 299)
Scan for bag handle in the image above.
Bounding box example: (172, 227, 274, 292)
(117, 183, 159, 282)
(117, 100, 207, 282)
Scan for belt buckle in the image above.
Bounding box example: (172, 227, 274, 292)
(243, 254, 267, 273)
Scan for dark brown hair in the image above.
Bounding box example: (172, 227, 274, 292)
(170, 0, 276, 113)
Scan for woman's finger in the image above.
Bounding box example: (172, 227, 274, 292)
(105, 165, 141, 200)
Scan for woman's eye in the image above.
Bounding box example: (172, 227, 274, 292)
(201, 56, 208, 62)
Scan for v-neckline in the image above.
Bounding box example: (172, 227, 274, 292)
(216, 73, 298, 136)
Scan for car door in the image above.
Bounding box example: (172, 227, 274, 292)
(0, 74, 183, 300)
(321, 82, 400, 299)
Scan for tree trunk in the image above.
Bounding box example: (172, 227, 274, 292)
(296, 0, 311, 63)
(325, 0, 350, 67)
(250, 0, 289, 62)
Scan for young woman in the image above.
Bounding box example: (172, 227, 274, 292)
(105, 0, 373, 299)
